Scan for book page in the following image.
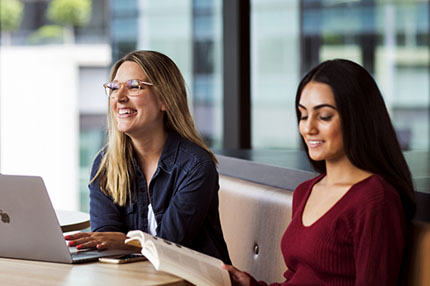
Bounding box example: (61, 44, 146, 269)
(125, 231, 159, 267)
(125, 231, 231, 286)
(153, 239, 230, 286)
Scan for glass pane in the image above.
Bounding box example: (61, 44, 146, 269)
(78, 67, 109, 212)
(0, 0, 223, 214)
(251, 0, 301, 149)
(192, 0, 223, 147)
(252, 0, 429, 151)
(142, 0, 222, 148)
(0, 1, 110, 212)
(110, 0, 223, 147)
(310, 0, 429, 151)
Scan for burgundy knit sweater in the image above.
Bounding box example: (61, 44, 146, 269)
(255, 174, 406, 286)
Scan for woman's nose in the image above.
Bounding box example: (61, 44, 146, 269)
(304, 118, 317, 134)
(117, 84, 129, 102)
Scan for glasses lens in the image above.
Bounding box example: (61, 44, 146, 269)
(126, 80, 141, 96)
(104, 80, 150, 97)
(104, 82, 119, 97)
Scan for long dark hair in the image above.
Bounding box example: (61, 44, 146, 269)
(295, 59, 416, 220)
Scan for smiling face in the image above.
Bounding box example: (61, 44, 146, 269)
(110, 61, 166, 139)
(298, 81, 345, 163)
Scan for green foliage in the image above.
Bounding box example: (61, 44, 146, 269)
(28, 25, 64, 44)
(0, 0, 24, 31)
(47, 0, 92, 28)
(322, 33, 343, 45)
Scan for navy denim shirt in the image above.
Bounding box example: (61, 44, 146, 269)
(89, 131, 231, 264)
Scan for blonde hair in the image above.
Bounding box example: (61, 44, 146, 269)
(92, 50, 217, 206)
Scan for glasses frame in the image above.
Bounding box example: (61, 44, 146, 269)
(103, 79, 154, 98)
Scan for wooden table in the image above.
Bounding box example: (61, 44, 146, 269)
(55, 209, 91, 232)
(0, 257, 192, 286)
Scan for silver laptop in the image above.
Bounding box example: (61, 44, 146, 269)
(0, 174, 134, 263)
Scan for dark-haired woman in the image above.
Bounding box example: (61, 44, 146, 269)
(224, 59, 415, 285)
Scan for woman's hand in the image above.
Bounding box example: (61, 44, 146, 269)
(64, 232, 141, 251)
(222, 264, 256, 286)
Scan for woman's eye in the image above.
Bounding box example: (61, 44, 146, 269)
(126, 80, 141, 89)
(300, 115, 308, 120)
(320, 115, 333, 121)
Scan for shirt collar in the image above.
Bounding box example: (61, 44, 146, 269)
(157, 131, 181, 173)
(131, 131, 181, 176)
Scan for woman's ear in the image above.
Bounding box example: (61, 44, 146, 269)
(161, 103, 166, 112)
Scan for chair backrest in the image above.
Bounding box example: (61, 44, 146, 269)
(219, 175, 293, 282)
(400, 220, 430, 286)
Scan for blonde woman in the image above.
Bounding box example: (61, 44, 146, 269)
(66, 50, 231, 264)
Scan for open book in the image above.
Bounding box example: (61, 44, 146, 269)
(125, 230, 231, 286)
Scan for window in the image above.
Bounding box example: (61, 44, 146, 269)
(1, 0, 428, 213)
(251, 0, 429, 150)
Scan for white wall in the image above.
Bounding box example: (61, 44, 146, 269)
(0, 44, 110, 211)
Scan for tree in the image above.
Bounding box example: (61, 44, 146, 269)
(47, 0, 92, 44)
(29, 25, 64, 45)
(0, 0, 24, 45)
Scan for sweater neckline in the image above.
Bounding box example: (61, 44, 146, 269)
(300, 174, 376, 228)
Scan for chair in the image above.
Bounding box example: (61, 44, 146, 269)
(400, 220, 430, 286)
(219, 175, 293, 282)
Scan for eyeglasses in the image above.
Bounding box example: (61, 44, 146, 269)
(103, 79, 153, 98)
